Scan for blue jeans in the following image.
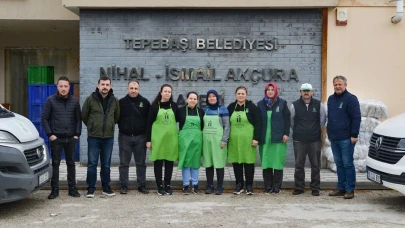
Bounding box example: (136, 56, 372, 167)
(331, 139, 356, 192)
(86, 136, 114, 191)
(182, 167, 199, 186)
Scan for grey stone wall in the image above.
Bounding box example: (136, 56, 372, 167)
(79, 9, 323, 166)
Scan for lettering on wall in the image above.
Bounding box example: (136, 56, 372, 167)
(123, 38, 278, 52)
(100, 64, 299, 83)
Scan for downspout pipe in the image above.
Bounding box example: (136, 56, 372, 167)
(391, 0, 404, 24)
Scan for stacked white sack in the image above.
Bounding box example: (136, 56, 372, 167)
(322, 99, 386, 173)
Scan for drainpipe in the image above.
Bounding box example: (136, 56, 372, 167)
(391, 0, 404, 24)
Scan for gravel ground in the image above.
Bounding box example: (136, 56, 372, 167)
(0, 189, 404, 228)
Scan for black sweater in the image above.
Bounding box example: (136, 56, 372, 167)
(176, 106, 204, 131)
(146, 101, 178, 141)
(227, 100, 261, 141)
(118, 94, 150, 136)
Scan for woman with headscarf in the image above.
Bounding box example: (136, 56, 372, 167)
(177, 92, 204, 195)
(202, 90, 230, 195)
(146, 84, 179, 196)
(257, 82, 291, 194)
(227, 86, 261, 195)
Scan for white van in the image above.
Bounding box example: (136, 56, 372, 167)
(0, 104, 52, 204)
(366, 112, 405, 194)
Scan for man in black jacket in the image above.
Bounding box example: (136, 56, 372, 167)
(290, 83, 326, 196)
(41, 76, 82, 199)
(118, 80, 150, 194)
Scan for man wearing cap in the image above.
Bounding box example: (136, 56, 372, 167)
(290, 83, 326, 196)
(327, 75, 361, 199)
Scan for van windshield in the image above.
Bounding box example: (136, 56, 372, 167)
(0, 106, 15, 118)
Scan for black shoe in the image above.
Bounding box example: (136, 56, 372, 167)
(205, 185, 214, 194)
(192, 185, 200, 194)
(272, 188, 280, 194)
(102, 187, 116, 196)
(312, 190, 320, 196)
(165, 185, 173, 195)
(157, 185, 166, 196)
(120, 186, 128, 194)
(292, 189, 305, 195)
(246, 186, 254, 195)
(85, 189, 95, 198)
(138, 185, 149, 194)
(215, 186, 224, 195)
(68, 186, 80, 197)
(264, 187, 272, 194)
(48, 188, 59, 199)
(183, 185, 190, 195)
(233, 184, 244, 195)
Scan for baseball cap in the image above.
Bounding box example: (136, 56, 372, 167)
(300, 83, 313, 91)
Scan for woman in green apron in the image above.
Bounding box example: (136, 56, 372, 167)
(227, 86, 261, 195)
(202, 90, 230, 195)
(257, 82, 291, 194)
(177, 92, 204, 195)
(146, 84, 179, 196)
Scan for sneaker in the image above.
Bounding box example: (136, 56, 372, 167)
(48, 188, 59, 199)
(233, 184, 244, 195)
(102, 187, 116, 196)
(205, 185, 214, 194)
(183, 185, 190, 195)
(157, 185, 166, 196)
(264, 187, 272, 194)
(246, 186, 254, 195)
(85, 189, 95, 198)
(120, 186, 128, 194)
(271, 188, 280, 194)
(192, 185, 200, 194)
(292, 189, 305, 195)
(329, 189, 346, 197)
(343, 191, 354, 199)
(165, 185, 173, 195)
(68, 186, 80, 197)
(215, 186, 224, 195)
(138, 185, 149, 194)
(312, 190, 320, 196)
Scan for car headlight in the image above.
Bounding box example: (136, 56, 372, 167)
(42, 144, 48, 159)
(0, 131, 19, 144)
(397, 139, 405, 150)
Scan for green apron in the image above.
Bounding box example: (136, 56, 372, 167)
(228, 103, 257, 164)
(149, 103, 179, 162)
(259, 110, 287, 169)
(178, 107, 202, 169)
(202, 108, 227, 168)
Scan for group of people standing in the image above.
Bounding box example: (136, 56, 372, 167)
(41, 75, 360, 200)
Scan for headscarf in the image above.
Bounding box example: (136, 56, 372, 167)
(264, 82, 279, 107)
(206, 89, 220, 110)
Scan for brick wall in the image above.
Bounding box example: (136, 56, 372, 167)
(79, 9, 323, 166)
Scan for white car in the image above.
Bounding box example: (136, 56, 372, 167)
(366, 112, 405, 195)
(0, 104, 52, 204)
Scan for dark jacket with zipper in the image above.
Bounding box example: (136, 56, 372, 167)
(41, 93, 81, 138)
(227, 100, 261, 141)
(327, 89, 361, 141)
(292, 97, 321, 143)
(258, 97, 291, 144)
(81, 88, 120, 138)
(118, 94, 150, 136)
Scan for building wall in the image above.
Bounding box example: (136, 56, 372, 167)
(327, 7, 405, 117)
(79, 9, 323, 165)
(0, 0, 78, 20)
